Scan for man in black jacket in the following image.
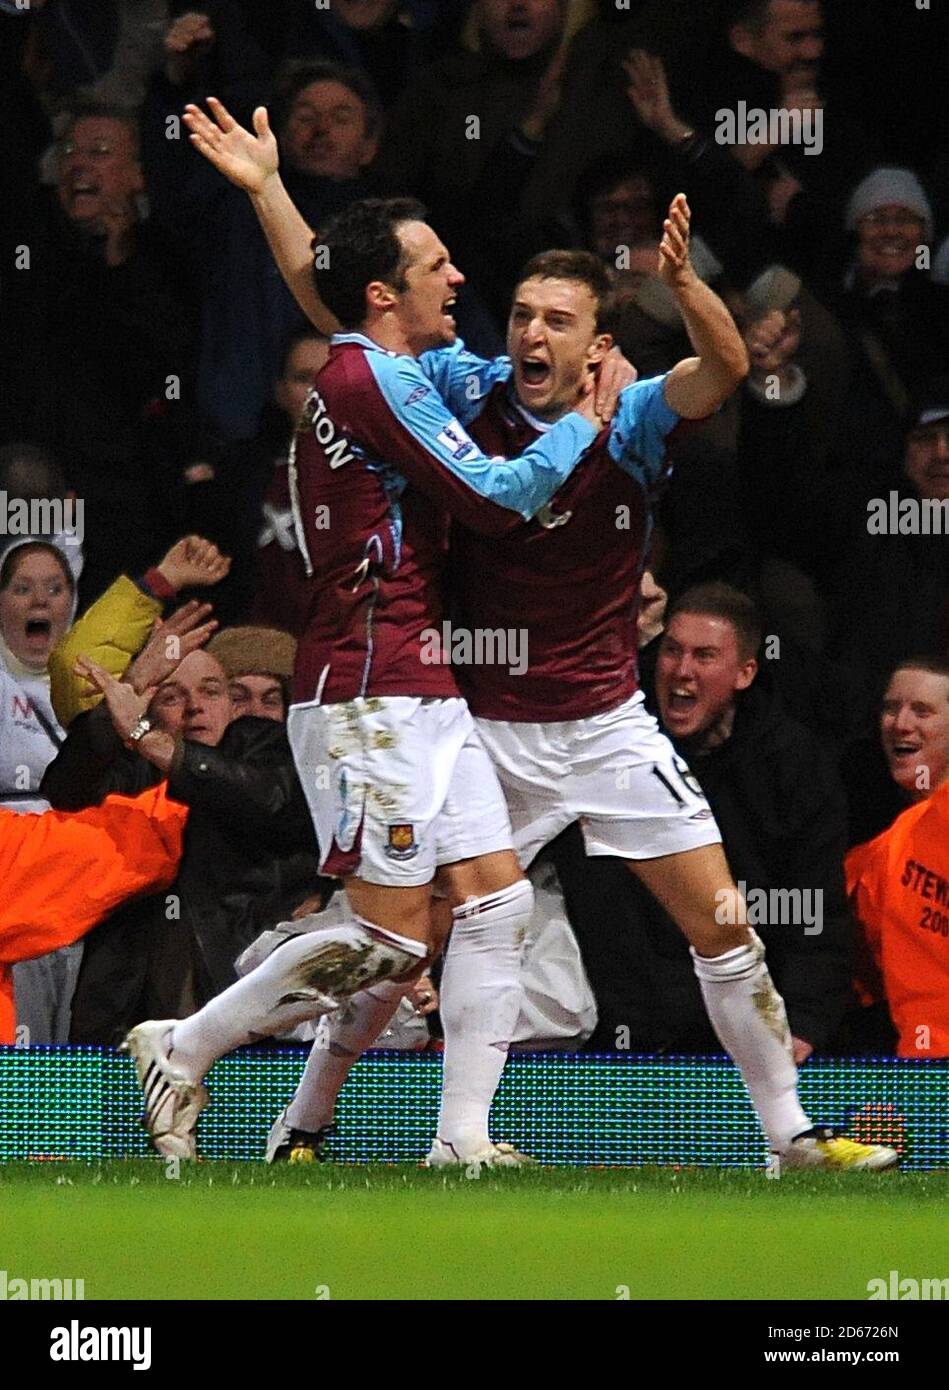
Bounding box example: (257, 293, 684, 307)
(553, 581, 854, 1059)
(41, 630, 324, 1044)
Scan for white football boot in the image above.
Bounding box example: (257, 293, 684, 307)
(121, 1020, 208, 1159)
(423, 1138, 537, 1169)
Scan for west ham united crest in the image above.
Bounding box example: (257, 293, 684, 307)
(385, 823, 418, 861)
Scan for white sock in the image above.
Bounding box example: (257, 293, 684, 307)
(691, 931, 810, 1150)
(435, 879, 532, 1158)
(170, 918, 424, 1081)
(285, 978, 408, 1132)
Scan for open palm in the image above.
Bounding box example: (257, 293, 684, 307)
(182, 97, 279, 192)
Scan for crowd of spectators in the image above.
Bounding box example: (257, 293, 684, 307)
(1, 0, 947, 1057)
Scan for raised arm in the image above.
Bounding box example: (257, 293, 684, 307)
(182, 98, 337, 335)
(658, 195, 750, 420)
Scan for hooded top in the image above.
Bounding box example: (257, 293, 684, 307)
(0, 536, 77, 813)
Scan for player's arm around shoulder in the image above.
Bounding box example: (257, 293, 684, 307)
(655, 195, 749, 421)
(363, 350, 599, 532)
(417, 340, 513, 425)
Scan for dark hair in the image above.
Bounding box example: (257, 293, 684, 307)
(272, 59, 383, 140)
(667, 581, 762, 660)
(574, 154, 658, 221)
(0, 541, 75, 594)
(0, 442, 69, 501)
(723, 0, 776, 33)
(313, 196, 427, 330)
(60, 101, 141, 159)
(888, 656, 949, 690)
(515, 249, 618, 334)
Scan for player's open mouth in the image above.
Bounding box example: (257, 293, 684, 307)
(25, 618, 51, 640)
(520, 358, 551, 387)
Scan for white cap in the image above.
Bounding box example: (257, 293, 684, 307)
(845, 167, 933, 239)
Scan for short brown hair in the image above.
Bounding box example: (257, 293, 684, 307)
(668, 582, 762, 661)
(889, 656, 949, 691)
(515, 249, 617, 334)
(273, 59, 383, 139)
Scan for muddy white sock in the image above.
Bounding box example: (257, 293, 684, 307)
(286, 978, 408, 1132)
(170, 919, 423, 1080)
(692, 931, 810, 1150)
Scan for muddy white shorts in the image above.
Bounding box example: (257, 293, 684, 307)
(287, 695, 514, 888)
(475, 691, 722, 868)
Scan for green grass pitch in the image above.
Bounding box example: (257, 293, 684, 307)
(1, 1162, 947, 1301)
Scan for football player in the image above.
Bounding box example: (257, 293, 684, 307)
(159, 101, 895, 1173)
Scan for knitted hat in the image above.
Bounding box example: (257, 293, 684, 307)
(206, 626, 296, 680)
(845, 167, 933, 239)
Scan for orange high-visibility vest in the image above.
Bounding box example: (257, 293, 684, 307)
(846, 781, 949, 1058)
(0, 786, 187, 1042)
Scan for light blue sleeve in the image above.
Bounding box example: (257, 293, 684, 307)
(606, 374, 681, 489)
(367, 352, 596, 532)
(418, 341, 513, 425)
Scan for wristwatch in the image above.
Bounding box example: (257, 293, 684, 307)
(126, 716, 152, 746)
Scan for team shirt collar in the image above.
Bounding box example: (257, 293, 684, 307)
(505, 383, 554, 434)
(331, 331, 398, 356)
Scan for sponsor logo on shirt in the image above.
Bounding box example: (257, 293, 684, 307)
(405, 385, 430, 407)
(437, 421, 477, 461)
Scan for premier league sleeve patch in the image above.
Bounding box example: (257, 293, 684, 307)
(385, 823, 419, 860)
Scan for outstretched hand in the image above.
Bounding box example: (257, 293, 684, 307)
(183, 98, 279, 194)
(623, 49, 675, 134)
(657, 194, 694, 288)
(124, 601, 218, 697)
(74, 657, 152, 743)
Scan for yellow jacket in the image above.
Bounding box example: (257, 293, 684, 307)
(48, 574, 161, 728)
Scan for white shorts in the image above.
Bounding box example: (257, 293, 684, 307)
(287, 696, 514, 888)
(475, 691, 722, 868)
